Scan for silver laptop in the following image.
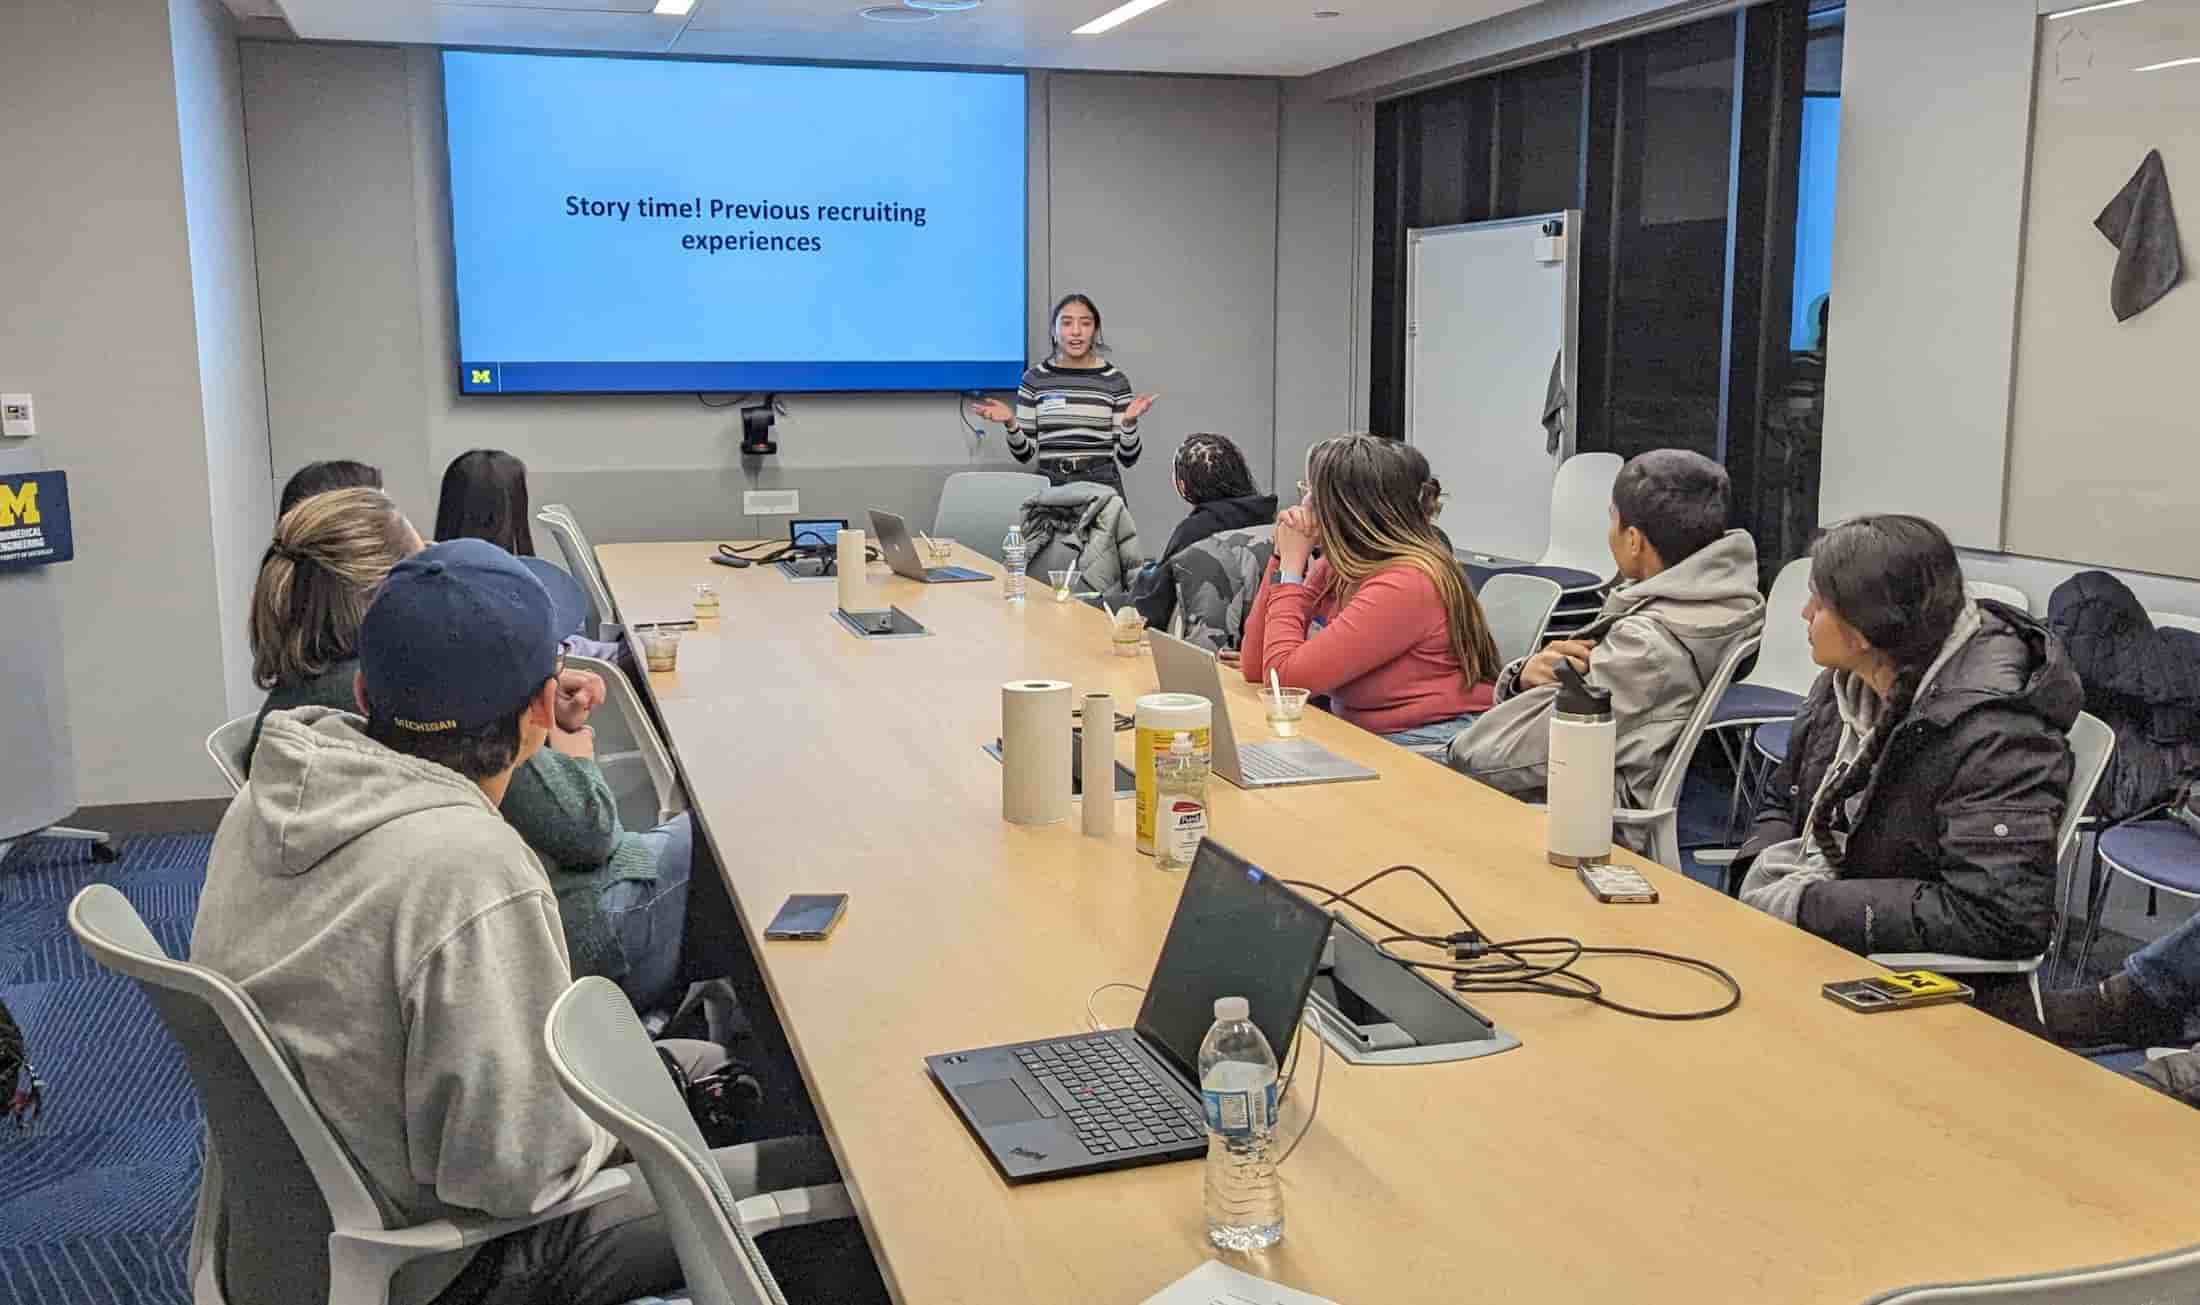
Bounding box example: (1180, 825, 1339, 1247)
(869, 508, 990, 583)
(1149, 629, 1377, 789)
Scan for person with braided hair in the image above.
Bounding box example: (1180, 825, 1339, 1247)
(1737, 515, 2084, 960)
(1124, 432, 1278, 630)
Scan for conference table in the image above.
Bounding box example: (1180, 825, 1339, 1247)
(599, 539, 2198, 1304)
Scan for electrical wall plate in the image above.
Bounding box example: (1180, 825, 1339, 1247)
(1, 394, 33, 437)
(744, 489, 799, 515)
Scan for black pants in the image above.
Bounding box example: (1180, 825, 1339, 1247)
(1038, 455, 1124, 496)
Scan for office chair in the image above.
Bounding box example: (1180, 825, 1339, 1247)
(1613, 633, 1760, 874)
(68, 884, 630, 1305)
(545, 977, 861, 1305)
(1477, 573, 1563, 668)
(1868, 711, 2115, 1025)
(536, 504, 622, 633)
(207, 715, 257, 794)
(932, 472, 1047, 562)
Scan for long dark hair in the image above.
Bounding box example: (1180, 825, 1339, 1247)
(1173, 433, 1257, 504)
(1048, 292, 1106, 356)
(1806, 514, 1966, 861)
(1305, 434, 1499, 687)
(435, 449, 534, 557)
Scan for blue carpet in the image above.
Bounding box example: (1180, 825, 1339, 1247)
(0, 835, 210, 1305)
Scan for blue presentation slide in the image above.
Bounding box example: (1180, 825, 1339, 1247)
(442, 52, 1028, 394)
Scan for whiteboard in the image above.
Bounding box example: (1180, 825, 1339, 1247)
(2006, 2, 2200, 577)
(1405, 214, 1579, 565)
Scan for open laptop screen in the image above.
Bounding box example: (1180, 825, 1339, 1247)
(1133, 840, 1332, 1087)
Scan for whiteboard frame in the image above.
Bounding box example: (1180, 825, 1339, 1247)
(1403, 210, 1583, 563)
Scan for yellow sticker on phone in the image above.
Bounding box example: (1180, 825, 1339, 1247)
(1882, 970, 1966, 997)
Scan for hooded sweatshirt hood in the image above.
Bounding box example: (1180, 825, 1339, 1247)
(1588, 529, 1765, 681)
(242, 706, 497, 878)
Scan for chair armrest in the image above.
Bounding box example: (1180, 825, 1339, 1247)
(1612, 806, 1676, 826)
(1866, 951, 2044, 977)
(1693, 849, 1740, 866)
(733, 1182, 856, 1236)
(336, 1167, 635, 1256)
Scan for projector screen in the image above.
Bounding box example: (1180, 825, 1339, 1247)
(442, 52, 1028, 395)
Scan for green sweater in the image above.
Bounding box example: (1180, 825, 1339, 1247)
(248, 661, 656, 980)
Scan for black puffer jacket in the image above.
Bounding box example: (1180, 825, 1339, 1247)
(1739, 602, 2083, 958)
(2046, 570, 2200, 819)
(1127, 493, 1278, 629)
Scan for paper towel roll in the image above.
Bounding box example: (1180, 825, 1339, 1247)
(1002, 679, 1072, 826)
(1081, 692, 1115, 837)
(836, 529, 865, 613)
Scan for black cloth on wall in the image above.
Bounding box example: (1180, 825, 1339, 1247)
(2095, 148, 2185, 322)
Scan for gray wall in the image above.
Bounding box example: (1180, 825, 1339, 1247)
(0, 0, 251, 807)
(172, 0, 275, 717)
(1273, 83, 1370, 486)
(240, 45, 1337, 554)
(1816, 0, 2037, 550)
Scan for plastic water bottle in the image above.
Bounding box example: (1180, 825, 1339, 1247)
(1155, 731, 1209, 873)
(1200, 996, 1282, 1250)
(1002, 524, 1027, 602)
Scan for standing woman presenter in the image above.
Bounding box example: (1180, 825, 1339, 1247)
(972, 293, 1157, 494)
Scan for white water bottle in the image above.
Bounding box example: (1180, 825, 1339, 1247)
(1002, 524, 1027, 602)
(1200, 996, 1282, 1251)
(1546, 660, 1615, 867)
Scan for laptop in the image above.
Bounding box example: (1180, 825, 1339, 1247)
(926, 839, 1331, 1183)
(1148, 630, 1378, 789)
(868, 508, 989, 584)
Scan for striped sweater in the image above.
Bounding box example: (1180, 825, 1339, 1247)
(1006, 359, 1141, 467)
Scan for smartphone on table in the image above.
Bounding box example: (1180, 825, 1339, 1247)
(763, 893, 849, 941)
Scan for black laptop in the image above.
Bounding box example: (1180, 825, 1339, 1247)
(925, 839, 1333, 1183)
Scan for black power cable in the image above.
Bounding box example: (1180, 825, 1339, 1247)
(1280, 864, 1743, 1022)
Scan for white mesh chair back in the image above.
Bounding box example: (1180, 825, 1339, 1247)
(1478, 573, 1563, 668)
(1745, 557, 1821, 697)
(546, 977, 778, 1305)
(208, 714, 257, 793)
(1537, 452, 1623, 579)
(565, 654, 685, 828)
(932, 472, 1047, 562)
(537, 505, 620, 631)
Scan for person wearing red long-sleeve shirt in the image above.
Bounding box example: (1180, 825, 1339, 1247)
(1241, 435, 1500, 750)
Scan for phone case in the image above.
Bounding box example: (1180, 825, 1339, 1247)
(1577, 863, 1658, 903)
(1822, 971, 1975, 1013)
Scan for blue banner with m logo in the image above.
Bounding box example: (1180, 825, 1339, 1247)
(0, 471, 73, 571)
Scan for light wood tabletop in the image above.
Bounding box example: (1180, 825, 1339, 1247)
(600, 538, 2200, 1305)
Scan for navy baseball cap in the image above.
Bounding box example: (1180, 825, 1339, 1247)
(359, 538, 561, 734)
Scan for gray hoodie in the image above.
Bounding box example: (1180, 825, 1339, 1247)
(1447, 529, 1765, 823)
(189, 707, 615, 1300)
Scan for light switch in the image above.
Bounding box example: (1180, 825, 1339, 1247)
(1, 394, 34, 438)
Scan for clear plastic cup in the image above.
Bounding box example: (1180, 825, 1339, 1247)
(1110, 609, 1148, 657)
(921, 537, 957, 568)
(1262, 686, 1310, 738)
(639, 627, 682, 672)
(1049, 569, 1078, 603)
(692, 583, 720, 619)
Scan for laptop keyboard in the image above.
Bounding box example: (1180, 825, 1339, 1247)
(1014, 1035, 1207, 1155)
(1237, 744, 1310, 782)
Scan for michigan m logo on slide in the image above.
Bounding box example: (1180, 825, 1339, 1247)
(0, 480, 37, 527)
